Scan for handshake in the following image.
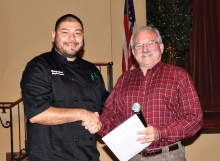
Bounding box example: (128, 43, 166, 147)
(81, 110, 102, 134)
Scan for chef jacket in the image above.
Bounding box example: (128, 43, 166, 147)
(21, 48, 109, 161)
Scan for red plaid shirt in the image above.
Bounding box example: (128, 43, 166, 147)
(99, 61, 203, 149)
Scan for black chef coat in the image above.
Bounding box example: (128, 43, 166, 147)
(21, 48, 109, 161)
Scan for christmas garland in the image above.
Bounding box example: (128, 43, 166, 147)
(146, 0, 193, 66)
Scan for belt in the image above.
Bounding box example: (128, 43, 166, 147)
(139, 142, 181, 157)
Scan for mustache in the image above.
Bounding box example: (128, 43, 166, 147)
(140, 51, 154, 57)
(64, 42, 79, 46)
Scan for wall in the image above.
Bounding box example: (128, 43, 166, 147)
(0, 0, 219, 161)
(0, 0, 112, 101)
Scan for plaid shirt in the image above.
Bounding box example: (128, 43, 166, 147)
(99, 61, 203, 149)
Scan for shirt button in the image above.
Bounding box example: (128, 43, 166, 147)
(161, 139, 165, 142)
(74, 97, 78, 101)
(143, 92, 145, 95)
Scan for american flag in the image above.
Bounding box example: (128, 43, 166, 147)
(122, 0, 136, 73)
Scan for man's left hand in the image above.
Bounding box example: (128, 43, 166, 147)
(136, 126, 159, 144)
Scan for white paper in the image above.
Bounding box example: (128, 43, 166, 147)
(102, 115, 151, 161)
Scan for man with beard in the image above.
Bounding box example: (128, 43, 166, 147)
(21, 14, 108, 161)
(98, 26, 203, 161)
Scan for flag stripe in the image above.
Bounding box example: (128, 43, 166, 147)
(122, 0, 136, 73)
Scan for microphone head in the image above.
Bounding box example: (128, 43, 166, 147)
(132, 103, 141, 112)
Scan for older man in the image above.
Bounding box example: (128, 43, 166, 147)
(99, 26, 203, 161)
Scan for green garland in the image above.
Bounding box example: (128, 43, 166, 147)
(146, 0, 193, 66)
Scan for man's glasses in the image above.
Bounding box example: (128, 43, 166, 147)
(134, 40, 159, 50)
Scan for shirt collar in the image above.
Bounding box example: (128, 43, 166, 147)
(138, 61, 164, 75)
(150, 61, 163, 73)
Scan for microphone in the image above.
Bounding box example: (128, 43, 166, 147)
(132, 103, 147, 127)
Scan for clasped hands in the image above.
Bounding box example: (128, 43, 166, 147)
(81, 111, 102, 134)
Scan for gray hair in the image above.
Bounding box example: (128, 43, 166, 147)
(130, 26, 163, 50)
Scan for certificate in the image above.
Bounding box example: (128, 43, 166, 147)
(102, 115, 151, 161)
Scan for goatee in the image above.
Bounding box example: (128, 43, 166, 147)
(53, 42, 83, 58)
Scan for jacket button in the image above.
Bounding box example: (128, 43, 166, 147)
(74, 97, 78, 101)
(76, 137, 79, 143)
(89, 98, 92, 102)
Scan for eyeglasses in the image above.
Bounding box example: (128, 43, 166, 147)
(134, 41, 159, 50)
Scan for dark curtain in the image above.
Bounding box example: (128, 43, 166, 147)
(185, 0, 220, 112)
